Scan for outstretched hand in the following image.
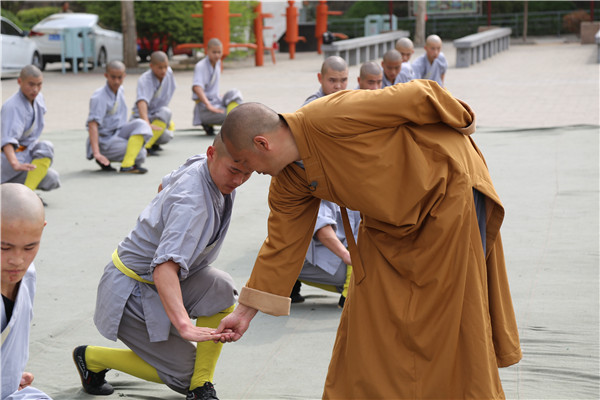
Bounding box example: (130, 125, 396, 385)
(213, 304, 258, 343)
(19, 372, 34, 390)
(178, 324, 225, 343)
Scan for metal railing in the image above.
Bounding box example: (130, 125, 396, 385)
(329, 10, 597, 40)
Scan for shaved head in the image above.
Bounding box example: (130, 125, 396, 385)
(395, 37, 414, 51)
(360, 61, 382, 79)
(1, 183, 45, 225)
(207, 38, 223, 49)
(382, 49, 402, 63)
(321, 55, 348, 75)
(150, 51, 168, 64)
(220, 103, 281, 151)
(19, 65, 42, 80)
(211, 133, 230, 158)
(426, 34, 442, 46)
(106, 60, 125, 73)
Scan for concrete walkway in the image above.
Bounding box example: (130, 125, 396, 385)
(1, 36, 598, 399)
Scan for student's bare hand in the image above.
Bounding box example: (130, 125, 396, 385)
(19, 372, 34, 390)
(214, 304, 257, 342)
(178, 324, 223, 343)
(206, 104, 225, 114)
(10, 161, 36, 172)
(94, 153, 110, 166)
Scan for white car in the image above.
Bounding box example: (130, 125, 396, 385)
(1, 16, 43, 75)
(29, 13, 122, 69)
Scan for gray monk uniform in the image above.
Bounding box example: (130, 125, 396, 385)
(1, 265, 52, 400)
(412, 52, 448, 87)
(1, 91, 60, 190)
(302, 87, 326, 106)
(86, 84, 152, 164)
(300, 200, 361, 290)
(93, 154, 238, 394)
(382, 63, 414, 88)
(192, 57, 242, 126)
(131, 67, 176, 145)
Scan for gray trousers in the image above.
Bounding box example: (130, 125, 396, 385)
(87, 119, 153, 165)
(193, 89, 243, 126)
(116, 266, 237, 394)
(1, 140, 60, 191)
(298, 260, 347, 293)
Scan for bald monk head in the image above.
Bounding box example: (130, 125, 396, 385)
(381, 49, 403, 84)
(149, 51, 169, 82)
(395, 37, 414, 63)
(220, 103, 299, 177)
(358, 61, 383, 90)
(318, 56, 348, 95)
(206, 133, 253, 195)
(1, 183, 46, 299)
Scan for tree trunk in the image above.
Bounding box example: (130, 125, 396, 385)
(415, 0, 426, 46)
(121, 0, 137, 68)
(523, 1, 528, 43)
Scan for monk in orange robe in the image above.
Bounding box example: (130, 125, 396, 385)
(217, 80, 522, 399)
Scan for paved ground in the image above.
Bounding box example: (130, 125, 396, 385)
(1, 36, 599, 399)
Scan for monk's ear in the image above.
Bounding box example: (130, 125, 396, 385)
(253, 136, 270, 152)
(206, 145, 216, 160)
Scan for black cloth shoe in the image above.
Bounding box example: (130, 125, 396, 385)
(72, 345, 114, 395)
(202, 124, 215, 136)
(338, 295, 346, 309)
(119, 164, 148, 174)
(96, 160, 116, 171)
(37, 195, 48, 207)
(187, 382, 219, 400)
(290, 280, 305, 303)
(146, 144, 163, 156)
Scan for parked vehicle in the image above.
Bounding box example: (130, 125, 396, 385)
(29, 13, 122, 69)
(1, 16, 43, 75)
(137, 33, 193, 61)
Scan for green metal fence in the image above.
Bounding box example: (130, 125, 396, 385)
(329, 10, 598, 40)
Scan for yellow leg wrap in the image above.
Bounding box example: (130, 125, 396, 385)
(85, 346, 163, 383)
(342, 265, 353, 298)
(168, 120, 175, 131)
(300, 280, 339, 293)
(145, 119, 166, 149)
(226, 101, 239, 114)
(189, 305, 235, 389)
(24, 157, 51, 190)
(121, 135, 145, 168)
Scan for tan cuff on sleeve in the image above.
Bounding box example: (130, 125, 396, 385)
(238, 286, 291, 316)
(455, 99, 476, 136)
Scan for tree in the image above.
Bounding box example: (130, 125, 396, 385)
(414, 0, 426, 46)
(121, 0, 137, 67)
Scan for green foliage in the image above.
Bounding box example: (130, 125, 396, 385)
(15, 6, 60, 30)
(81, 1, 121, 31)
(230, 1, 258, 44)
(0, 8, 24, 29)
(342, 1, 388, 19)
(79, 1, 257, 50)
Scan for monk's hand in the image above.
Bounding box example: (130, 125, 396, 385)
(11, 161, 36, 172)
(94, 153, 110, 166)
(19, 372, 34, 390)
(206, 104, 225, 114)
(178, 324, 223, 343)
(213, 304, 257, 343)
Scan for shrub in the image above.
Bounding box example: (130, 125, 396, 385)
(562, 9, 591, 35)
(16, 6, 60, 30)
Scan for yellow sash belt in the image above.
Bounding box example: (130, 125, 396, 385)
(112, 249, 154, 285)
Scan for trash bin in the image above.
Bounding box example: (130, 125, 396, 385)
(60, 27, 95, 74)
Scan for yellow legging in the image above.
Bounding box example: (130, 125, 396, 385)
(145, 120, 166, 149)
(301, 265, 353, 297)
(189, 305, 235, 390)
(121, 135, 145, 168)
(85, 305, 235, 390)
(24, 158, 50, 190)
(85, 346, 163, 383)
